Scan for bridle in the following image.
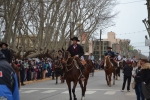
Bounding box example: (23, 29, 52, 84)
(104, 56, 113, 70)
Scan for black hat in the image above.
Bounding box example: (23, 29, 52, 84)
(71, 37, 80, 42)
(107, 47, 112, 49)
(0, 42, 8, 47)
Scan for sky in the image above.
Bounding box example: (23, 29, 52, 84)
(102, 0, 149, 56)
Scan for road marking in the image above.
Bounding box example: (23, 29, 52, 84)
(21, 88, 66, 90)
(104, 91, 116, 95)
(22, 90, 39, 93)
(62, 90, 78, 94)
(126, 92, 136, 96)
(41, 90, 57, 93)
(86, 91, 96, 94)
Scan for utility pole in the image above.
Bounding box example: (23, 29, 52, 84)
(99, 29, 102, 60)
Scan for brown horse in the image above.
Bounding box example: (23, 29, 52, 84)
(61, 50, 94, 100)
(12, 63, 20, 89)
(104, 56, 116, 87)
(53, 59, 65, 84)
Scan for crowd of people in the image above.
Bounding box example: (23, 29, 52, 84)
(12, 58, 54, 86)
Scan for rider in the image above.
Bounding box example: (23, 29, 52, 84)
(67, 37, 85, 81)
(88, 53, 94, 63)
(104, 47, 118, 69)
(116, 53, 122, 61)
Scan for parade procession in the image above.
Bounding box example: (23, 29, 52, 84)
(0, 0, 150, 100)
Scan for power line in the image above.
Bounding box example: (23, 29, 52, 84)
(119, 0, 145, 4)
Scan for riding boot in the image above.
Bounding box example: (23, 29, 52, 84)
(80, 65, 85, 81)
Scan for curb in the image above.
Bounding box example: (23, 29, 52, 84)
(24, 78, 52, 85)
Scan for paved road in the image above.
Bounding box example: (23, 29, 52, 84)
(20, 70, 136, 100)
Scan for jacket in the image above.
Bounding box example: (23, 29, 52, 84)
(134, 67, 142, 83)
(67, 44, 84, 57)
(141, 63, 150, 84)
(1, 48, 12, 63)
(0, 51, 20, 100)
(123, 65, 133, 76)
(104, 51, 115, 58)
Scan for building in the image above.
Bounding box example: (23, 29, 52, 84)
(92, 40, 110, 60)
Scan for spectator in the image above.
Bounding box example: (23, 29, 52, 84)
(24, 58, 29, 81)
(0, 51, 20, 100)
(122, 56, 127, 68)
(133, 61, 145, 100)
(140, 59, 150, 100)
(42, 60, 46, 79)
(20, 62, 25, 86)
(37, 62, 43, 79)
(45, 60, 50, 77)
(0, 42, 12, 64)
(121, 60, 133, 92)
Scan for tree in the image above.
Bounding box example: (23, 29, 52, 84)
(0, 0, 117, 59)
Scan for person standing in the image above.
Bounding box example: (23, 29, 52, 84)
(140, 59, 150, 100)
(0, 51, 20, 100)
(0, 42, 12, 64)
(20, 62, 25, 86)
(121, 60, 133, 92)
(133, 61, 145, 100)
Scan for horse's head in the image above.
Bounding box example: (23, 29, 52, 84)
(104, 56, 111, 68)
(61, 49, 71, 63)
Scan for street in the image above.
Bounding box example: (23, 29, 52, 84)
(20, 70, 136, 100)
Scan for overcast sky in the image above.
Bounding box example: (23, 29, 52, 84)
(102, 0, 148, 56)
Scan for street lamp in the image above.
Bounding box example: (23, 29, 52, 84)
(99, 24, 115, 60)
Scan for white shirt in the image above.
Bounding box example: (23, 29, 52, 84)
(117, 55, 122, 60)
(122, 58, 127, 61)
(88, 55, 94, 61)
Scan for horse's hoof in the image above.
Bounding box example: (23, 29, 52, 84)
(74, 98, 77, 100)
(81, 97, 85, 100)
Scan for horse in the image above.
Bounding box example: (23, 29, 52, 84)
(53, 59, 64, 84)
(104, 56, 116, 87)
(11, 63, 20, 89)
(61, 50, 94, 100)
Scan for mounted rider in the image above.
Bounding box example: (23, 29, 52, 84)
(104, 47, 118, 69)
(67, 37, 85, 81)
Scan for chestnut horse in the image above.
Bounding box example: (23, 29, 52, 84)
(62, 50, 93, 100)
(104, 56, 116, 87)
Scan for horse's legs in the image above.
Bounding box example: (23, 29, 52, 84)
(83, 79, 88, 95)
(105, 72, 109, 85)
(109, 73, 112, 87)
(66, 80, 72, 100)
(55, 76, 58, 84)
(72, 81, 77, 100)
(113, 71, 115, 85)
(79, 80, 84, 98)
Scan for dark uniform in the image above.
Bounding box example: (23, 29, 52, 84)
(0, 51, 20, 100)
(0, 42, 12, 64)
(104, 47, 117, 68)
(67, 44, 84, 58)
(67, 37, 85, 79)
